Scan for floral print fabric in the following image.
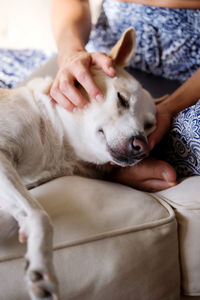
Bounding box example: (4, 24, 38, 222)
(0, 49, 51, 88)
(87, 0, 200, 83)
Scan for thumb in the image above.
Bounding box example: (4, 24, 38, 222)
(148, 104, 172, 151)
(148, 123, 167, 151)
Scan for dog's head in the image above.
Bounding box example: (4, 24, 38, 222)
(67, 28, 156, 167)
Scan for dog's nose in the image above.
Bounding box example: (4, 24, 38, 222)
(130, 134, 149, 158)
(107, 134, 149, 166)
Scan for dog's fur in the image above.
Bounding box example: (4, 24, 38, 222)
(0, 28, 156, 300)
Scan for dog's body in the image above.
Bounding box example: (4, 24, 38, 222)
(0, 28, 156, 300)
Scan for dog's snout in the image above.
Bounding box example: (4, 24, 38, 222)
(130, 135, 149, 158)
(107, 134, 149, 166)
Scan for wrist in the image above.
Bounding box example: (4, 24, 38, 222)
(57, 43, 86, 68)
(157, 98, 175, 118)
(58, 46, 85, 67)
(159, 69, 200, 116)
(56, 28, 86, 67)
(158, 91, 186, 117)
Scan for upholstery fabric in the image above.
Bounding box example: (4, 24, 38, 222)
(0, 176, 180, 300)
(156, 176, 200, 296)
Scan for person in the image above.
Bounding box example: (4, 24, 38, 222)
(50, 0, 200, 192)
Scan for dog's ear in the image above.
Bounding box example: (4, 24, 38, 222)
(109, 27, 136, 67)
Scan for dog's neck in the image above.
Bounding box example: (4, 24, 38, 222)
(54, 104, 98, 162)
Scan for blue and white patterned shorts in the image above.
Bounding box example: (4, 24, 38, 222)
(87, 0, 200, 82)
(86, 0, 200, 178)
(0, 49, 51, 88)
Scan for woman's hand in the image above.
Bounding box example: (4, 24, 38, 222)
(50, 50, 116, 112)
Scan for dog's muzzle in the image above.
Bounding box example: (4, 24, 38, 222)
(107, 134, 149, 166)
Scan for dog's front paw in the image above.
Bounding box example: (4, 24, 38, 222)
(25, 260, 59, 300)
(23, 211, 59, 300)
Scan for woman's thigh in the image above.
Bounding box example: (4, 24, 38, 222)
(0, 49, 51, 88)
(159, 100, 200, 178)
(87, 0, 200, 82)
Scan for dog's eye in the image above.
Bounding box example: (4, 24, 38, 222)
(97, 128, 105, 136)
(144, 122, 153, 130)
(117, 92, 129, 109)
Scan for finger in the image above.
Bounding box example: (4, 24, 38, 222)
(148, 127, 164, 151)
(91, 52, 116, 77)
(50, 86, 75, 112)
(127, 159, 177, 192)
(148, 115, 170, 150)
(133, 158, 177, 182)
(136, 178, 177, 193)
(59, 78, 89, 108)
(73, 64, 104, 102)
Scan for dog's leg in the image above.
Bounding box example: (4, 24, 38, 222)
(0, 151, 58, 300)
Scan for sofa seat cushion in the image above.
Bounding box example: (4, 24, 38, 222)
(156, 176, 200, 296)
(0, 176, 180, 300)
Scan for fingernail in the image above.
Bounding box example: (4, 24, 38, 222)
(168, 182, 177, 187)
(162, 172, 176, 187)
(162, 172, 169, 182)
(109, 67, 116, 76)
(96, 93, 104, 102)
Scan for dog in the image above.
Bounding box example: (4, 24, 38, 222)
(0, 28, 156, 300)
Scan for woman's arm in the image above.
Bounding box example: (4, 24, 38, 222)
(159, 67, 200, 116)
(149, 67, 200, 150)
(50, 0, 115, 111)
(51, 0, 91, 65)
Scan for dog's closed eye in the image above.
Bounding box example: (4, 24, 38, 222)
(144, 122, 154, 131)
(117, 92, 129, 109)
(97, 127, 105, 137)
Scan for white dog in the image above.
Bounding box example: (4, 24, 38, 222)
(0, 28, 156, 300)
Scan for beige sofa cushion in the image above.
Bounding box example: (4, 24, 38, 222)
(156, 176, 200, 296)
(0, 176, 180, 299)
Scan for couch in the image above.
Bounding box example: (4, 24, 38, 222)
(0, 56, 199, 300)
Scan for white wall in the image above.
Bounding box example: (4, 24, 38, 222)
(0, 0, 56, 50)
(0, 0, 55, 49)
(0, 0, 102, 50)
